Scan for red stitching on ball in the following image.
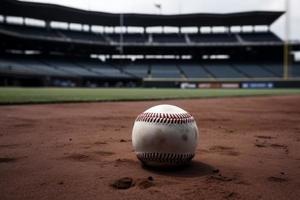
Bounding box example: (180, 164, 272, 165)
(135, 112, 195, 124)
(136, 152, 194, 165)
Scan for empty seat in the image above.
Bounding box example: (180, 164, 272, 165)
(0, 24, 60, 38)
(151, 64, 181, 78)
(152, 34, 186, 43)
(233, 64, 274, 77)
(261, 64, 283, 77)
(44, 60, 99, 77)
(291, 63, 300, 77)
(0, 24, 107, 44)
(123, 64, 149, 78)
(204, 64, 244, 78)
(239, 33, 281, 42)
(106, 34, 148, 43)
(58, 30, 106, 43)
(80, 62, 131, 78)
(189, 33, 237, 43)
(17, 59, 70, 76)
(179, 64, 211, 78)
(0, 58, 39, 75)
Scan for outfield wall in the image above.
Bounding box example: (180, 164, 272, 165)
(1, 73, 300, 88)
(144, 80, 300, 88)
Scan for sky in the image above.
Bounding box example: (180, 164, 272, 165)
(21, 0, 300, 40)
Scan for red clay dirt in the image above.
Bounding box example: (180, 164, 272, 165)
(0, 95, 300, 200)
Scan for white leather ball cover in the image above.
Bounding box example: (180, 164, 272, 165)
(132, 104, 199, 167)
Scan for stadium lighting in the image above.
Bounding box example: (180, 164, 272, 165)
(283, 0, 290, 80)
(154, 3, 162, 15)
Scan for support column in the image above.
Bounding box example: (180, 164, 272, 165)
(46, 21, 51, 30)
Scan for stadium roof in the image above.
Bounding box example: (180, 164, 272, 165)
(1, 0, 284, 27)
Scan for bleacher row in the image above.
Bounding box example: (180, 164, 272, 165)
(0, 24, 282, 44)
(1, 57, 300, 79)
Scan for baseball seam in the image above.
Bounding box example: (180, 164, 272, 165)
(136, 152, 194, 165)
(135, 112, 195, 124)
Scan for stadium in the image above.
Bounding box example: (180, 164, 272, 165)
(1, 0, 300, 89)
(1, 1, 300, 200)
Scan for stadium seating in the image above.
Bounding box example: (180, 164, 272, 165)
(252, 63, 300, 78)
(152, 34, 186, 43)
(122, 64, 149, 78)
(2, 54, 300, 80)
(179, 64, 212, 78)
(106, 34, 149, 43)
(58, 30, 106, 43)
(0, 58, 41, 75)
(0, 57, 81, 77)
(188, 33, 237, 43)
(233, 64, 274, 77)
(261, 63, 283, 77)
(203, 64, 244, 78)
(2, 55, 300, 80)
(42, 59, 100, 77)
(77, 61, 132, 78)
(239, 32, 281, 42)
(0, 24, 60, 39)
(1, 1, 299, 88)
(291, 63, 300, 77)
(0, 56, 133, 78)
(150, 63, 182, 78)
(0, 24, 284, 46)
(16, 58, 71, 76)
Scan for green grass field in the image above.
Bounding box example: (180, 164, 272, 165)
(0, 87, 300, 105)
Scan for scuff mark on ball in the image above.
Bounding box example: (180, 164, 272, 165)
(182, 134, 188, 141)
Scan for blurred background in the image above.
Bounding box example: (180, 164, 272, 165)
(0, 0, 299, 89)
(21, 0, 300, 41)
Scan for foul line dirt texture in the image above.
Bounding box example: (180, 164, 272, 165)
(0, 95, 300, 200)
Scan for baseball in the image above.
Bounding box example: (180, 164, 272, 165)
(132, 104, 199, 167)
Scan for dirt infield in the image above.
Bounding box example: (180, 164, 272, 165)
(1, 95, 300, 200)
